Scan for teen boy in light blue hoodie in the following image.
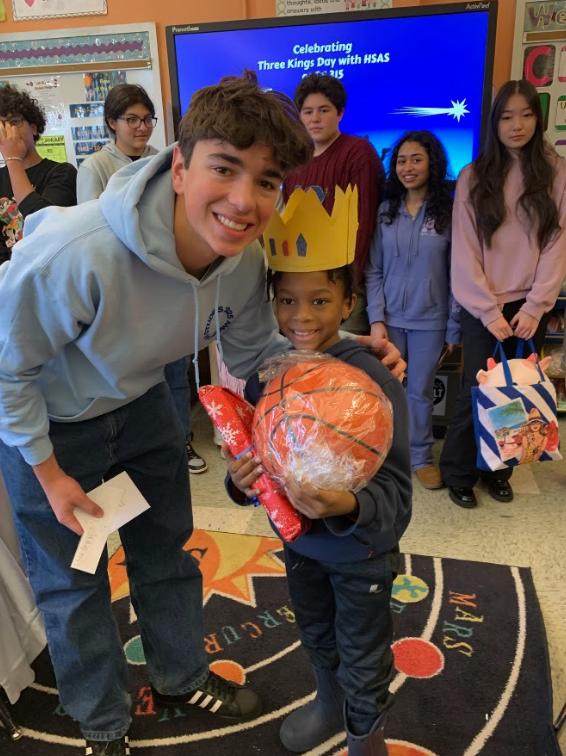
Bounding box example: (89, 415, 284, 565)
(0, 72, 404, 756)
(0, 73, 313, 756)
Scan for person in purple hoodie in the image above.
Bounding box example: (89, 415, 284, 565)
(365, 131, 460, 491)
(440, 80, 566, 509)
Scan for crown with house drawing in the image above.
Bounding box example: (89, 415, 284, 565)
(263, 185, 358, 272)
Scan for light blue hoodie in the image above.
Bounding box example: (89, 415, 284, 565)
(0, 146, 285, 466)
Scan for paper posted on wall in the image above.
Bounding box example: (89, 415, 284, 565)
(71, 472, 150, 574)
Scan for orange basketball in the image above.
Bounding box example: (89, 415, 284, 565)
(252, 355, 393, 492)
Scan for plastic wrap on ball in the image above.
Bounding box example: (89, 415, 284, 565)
(253, 351, 393, 493)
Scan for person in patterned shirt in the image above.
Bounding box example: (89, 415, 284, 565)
(0, 83, 76, 264)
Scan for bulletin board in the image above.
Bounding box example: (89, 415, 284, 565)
(511, 1, 566, 157)
(0, 22, 167, 168)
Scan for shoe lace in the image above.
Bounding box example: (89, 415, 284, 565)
(203, 671, 237, 702)
(87, 739, 125, 756)
(185, 439, 202, 461)
(107, 742, 125, 756)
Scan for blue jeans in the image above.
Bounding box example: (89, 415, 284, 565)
(284, 546, 399, 734)
(387, 326, 445, 471)
(164, 357, 191, 437)
(0, 383, 208, 741)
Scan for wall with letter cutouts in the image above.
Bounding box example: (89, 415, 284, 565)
(512, 0, 566, 157)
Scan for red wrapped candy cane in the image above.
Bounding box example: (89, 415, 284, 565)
(199, 385, 310, 542)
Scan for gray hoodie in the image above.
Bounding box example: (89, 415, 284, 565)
(0, 145, 286, 465)
(77, 141, 159, 203)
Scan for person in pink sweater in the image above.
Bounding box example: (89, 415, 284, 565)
(440, 79, 566, 509)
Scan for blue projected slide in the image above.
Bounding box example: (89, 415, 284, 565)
(173, 12, 490, 177)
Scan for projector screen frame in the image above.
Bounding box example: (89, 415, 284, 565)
(166, 2, 498, 159)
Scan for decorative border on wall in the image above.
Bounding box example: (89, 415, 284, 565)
(0, 31, 151, 70)
(11, 0, 107, 21)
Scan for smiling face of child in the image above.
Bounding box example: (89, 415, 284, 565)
(274, 270, 356, 354)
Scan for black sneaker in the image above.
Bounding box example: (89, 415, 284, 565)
(186, 435, 208, 474)
(85, 734, 130, 755)
(151, 670, 262, 722)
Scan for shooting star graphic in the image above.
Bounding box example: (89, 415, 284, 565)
(392, 99, 470, 123)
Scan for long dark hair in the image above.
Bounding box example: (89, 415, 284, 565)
(470, 79, 559, 251)
(382, 130, 453, 234)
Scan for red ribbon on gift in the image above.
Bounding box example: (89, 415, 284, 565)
(199, 385, 310, 542)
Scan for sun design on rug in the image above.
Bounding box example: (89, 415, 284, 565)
(108, 529, 285, 607)
(335, 743, 440, 756)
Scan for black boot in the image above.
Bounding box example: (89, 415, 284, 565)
(279, 666, 344, 752)
(345, 704, 388, 756)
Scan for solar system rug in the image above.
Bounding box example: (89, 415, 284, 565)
(4, 530, 560, 756)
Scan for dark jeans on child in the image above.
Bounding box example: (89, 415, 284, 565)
(0, 382, 208, 741)
(440, 300, 551, 488)
(283, 545, 399, 734)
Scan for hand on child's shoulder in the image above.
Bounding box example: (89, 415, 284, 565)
(354, 335, 406, 381)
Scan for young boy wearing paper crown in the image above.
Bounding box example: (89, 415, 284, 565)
(225, 186, 412, 756)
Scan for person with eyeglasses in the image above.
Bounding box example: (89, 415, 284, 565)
(76, 84, 159, 203)
(0, 83, 77, 265)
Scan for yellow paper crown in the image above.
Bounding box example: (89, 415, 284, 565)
(263, 185, 358, 272)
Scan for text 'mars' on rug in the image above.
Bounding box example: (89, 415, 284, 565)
(4, 530, 560, 756)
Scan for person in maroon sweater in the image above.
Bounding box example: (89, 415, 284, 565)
(282, 74, 384, 333)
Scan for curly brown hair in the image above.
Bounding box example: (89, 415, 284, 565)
(178, 70, 313, 174)
(0, 83, 46, 142)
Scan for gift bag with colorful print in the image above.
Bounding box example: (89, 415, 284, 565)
(472, 340, 561, 471)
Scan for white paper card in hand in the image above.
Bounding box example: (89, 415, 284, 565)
(71, 473, 150, 574)
(106, 472, 151, 532)
(71, 487, 122, 574)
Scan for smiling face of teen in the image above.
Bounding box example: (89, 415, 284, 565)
(395, 141, 430, 193)
(274, 270, 355, 354)
(497, 94, 537, 153)
(299, 94, 343, 153)
(107, 102, 154, 157)
(171, 139, 283, 276)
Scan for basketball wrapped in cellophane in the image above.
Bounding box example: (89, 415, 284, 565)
(252, 352, 393, 493)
